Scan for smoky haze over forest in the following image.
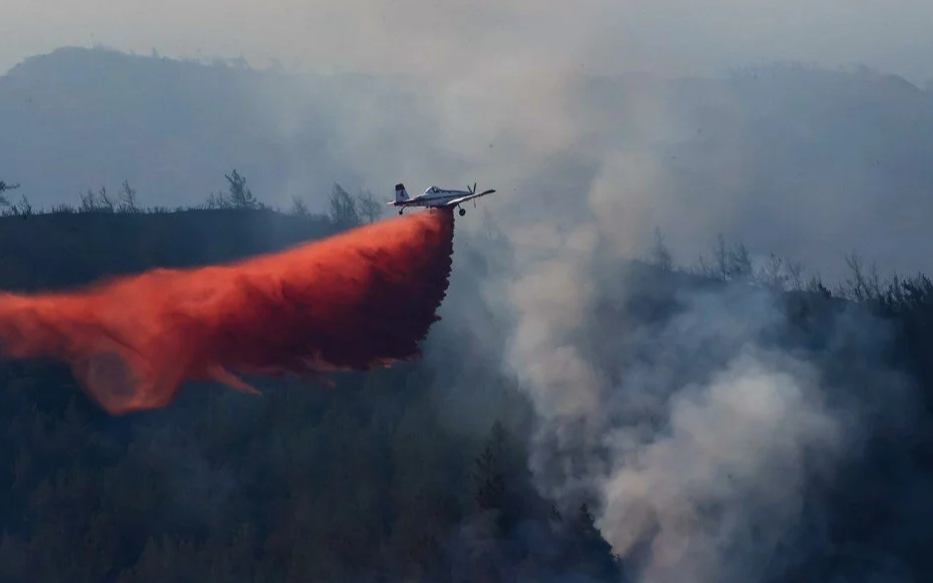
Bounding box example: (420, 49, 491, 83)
(3, 45, 933, 282)
(2, 2, 933, 582)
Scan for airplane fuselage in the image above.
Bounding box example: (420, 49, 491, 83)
(391, 189, 472, 208)
(389, 183, 496, 216)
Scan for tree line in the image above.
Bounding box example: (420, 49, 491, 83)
(0, 170, 384, 227)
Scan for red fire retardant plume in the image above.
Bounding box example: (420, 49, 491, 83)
(0, 208, 455, 415)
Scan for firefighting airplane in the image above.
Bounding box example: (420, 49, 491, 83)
(389, 182, 497, 216)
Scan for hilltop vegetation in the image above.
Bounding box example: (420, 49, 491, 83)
(0, 170, 384, 291)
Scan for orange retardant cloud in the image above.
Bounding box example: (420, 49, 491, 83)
(0, 208, 455, 415)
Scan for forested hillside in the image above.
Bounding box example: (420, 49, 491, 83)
(0, 182, 622, 583)
(0, 175, 930, 582)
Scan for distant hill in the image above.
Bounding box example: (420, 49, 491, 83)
(0, 47, 392, 212)
(4, 48, 933, 279)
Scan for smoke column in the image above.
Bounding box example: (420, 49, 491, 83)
(0, 208, 455, 415)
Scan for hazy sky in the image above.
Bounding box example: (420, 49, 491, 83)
(2, 0, 933, 82)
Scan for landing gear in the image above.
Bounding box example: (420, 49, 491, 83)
(458, 207, 466, 217)
(398, 209, 403, 215)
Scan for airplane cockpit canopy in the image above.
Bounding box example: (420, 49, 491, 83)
(427, 186, 439, 193)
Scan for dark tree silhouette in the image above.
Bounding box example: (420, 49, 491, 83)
(649, 227, 673, 271)
(117, 180, 139, 213)
(225, 169, 259, 209)
(472, 421, 508, 514)
(0, 179, 21, 208)
(290, 194, 310, 217)
(355, 189, 383, 224)
(328, 183, 361, 226)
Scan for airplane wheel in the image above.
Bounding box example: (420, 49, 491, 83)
(399, 210, 403, 215)
(458, 208, 466, 217)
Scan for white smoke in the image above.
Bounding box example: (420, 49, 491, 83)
(500, 177, 868, 583)
(599, 350, 844, 583)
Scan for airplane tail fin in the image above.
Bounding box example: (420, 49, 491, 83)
(394, 183, 410, 204)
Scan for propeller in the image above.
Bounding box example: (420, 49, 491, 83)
(466, 182, 495, 198)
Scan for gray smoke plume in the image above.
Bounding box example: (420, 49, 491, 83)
(496, 204, 921, 582)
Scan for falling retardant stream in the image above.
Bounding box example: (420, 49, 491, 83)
(0, 208, 455, 415)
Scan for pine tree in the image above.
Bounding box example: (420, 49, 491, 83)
(570, 503, 622, 582)
(225, 169, 260, 209)
(328, 183, 361, 226)
(0, 179, 19, 209)
(471, 422, 507, 513)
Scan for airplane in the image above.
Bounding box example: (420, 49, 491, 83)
(388, 182, 496, 216)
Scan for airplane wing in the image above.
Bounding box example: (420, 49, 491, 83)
(442, 189, 496, 207)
